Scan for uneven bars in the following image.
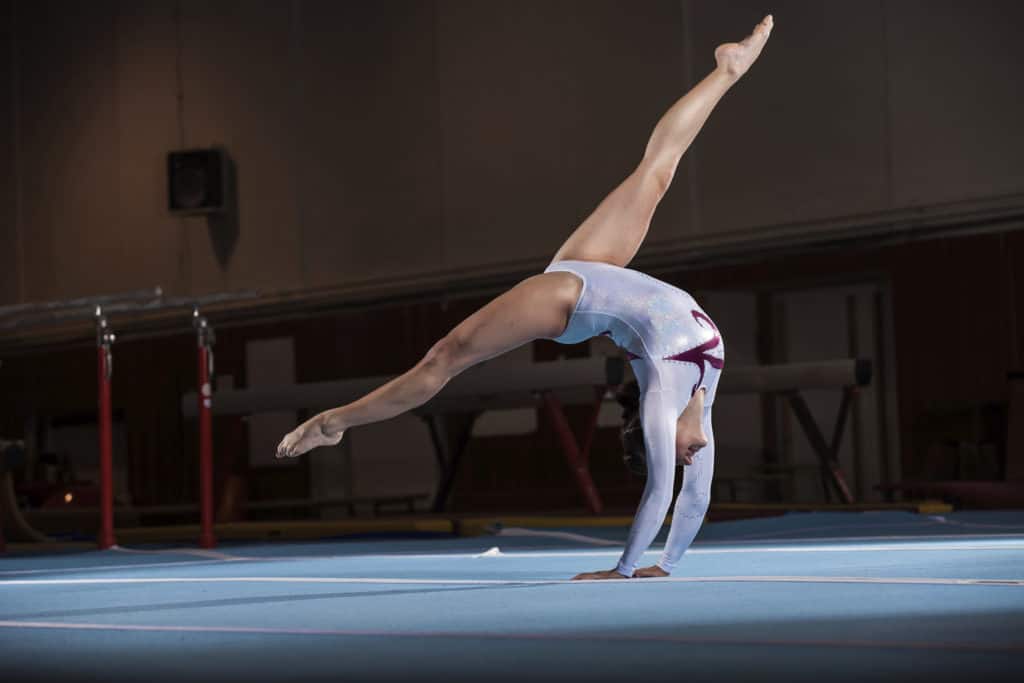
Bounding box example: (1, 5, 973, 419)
(0, 289, 262, 331)
(1, 289, 260, 552)
(0, 287, 164, 319)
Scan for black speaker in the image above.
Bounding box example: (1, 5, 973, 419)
(167, 148, 227, 214)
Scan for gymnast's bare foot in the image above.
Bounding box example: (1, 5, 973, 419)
(715, 15, 773, 79)
(634, 565, 670, 579)
(276, 414, 343, 458)
(571, 569, 629, 581)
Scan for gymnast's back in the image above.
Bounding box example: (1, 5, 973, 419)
(543, 259, 721, 366)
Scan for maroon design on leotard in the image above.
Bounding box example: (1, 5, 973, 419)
(663, 310, 724, 396)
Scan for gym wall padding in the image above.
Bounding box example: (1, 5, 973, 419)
(1, 1, 1022, 306)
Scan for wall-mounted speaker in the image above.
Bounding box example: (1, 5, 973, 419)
(167, 148, 228, 215)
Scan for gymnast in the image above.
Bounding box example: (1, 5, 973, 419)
(277, 16, 773, 580)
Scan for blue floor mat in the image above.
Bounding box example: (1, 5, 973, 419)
(2, 510, 1023, 682)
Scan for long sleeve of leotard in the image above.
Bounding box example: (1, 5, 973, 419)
(658, 407, 715, 572)
(614, 385, 682, 577)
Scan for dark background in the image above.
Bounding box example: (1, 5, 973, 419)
(1, 0, 1022, 521)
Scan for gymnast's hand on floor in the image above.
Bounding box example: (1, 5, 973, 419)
(633, 565, 670, 579)
(571, 569, 629, 581)
(276, 414, 343, 459)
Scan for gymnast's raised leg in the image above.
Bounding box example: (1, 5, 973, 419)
(275, 16, 772, 459)
(551, 14, 771, 461)
(550, 14, 772, 268)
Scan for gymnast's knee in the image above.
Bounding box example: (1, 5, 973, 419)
(638, 157, 676, 198)
(421, 333, 470, 386)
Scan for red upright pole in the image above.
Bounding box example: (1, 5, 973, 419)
(541, 391, 604, 514)
(194, 310, 216, 549)
(96, 308, 116, 549)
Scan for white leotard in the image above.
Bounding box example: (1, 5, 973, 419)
(544, 259, 724, 576)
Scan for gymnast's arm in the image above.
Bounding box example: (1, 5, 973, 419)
(613, 388, 680, 577)
(636, 411, 714, 577)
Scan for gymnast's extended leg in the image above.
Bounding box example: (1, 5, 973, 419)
(275, 271, 581, 458)
(550, 15, 772, 268)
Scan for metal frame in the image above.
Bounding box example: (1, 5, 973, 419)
(193, 309, 217, 548)
(784, 387, 857, 504)
(0, 287, 164, 320)
(0, 288, 256, 552)
(95, 307, 116, 548)
(540, 387, 607, 514)
(425, 412, 480, 514)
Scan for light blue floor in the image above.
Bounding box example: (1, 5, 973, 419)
(2, 511, 1023, 682)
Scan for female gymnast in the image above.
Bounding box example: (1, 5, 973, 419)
(277, 15, 773, 580)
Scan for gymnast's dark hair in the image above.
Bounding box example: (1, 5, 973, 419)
(616, 380, 647, 478)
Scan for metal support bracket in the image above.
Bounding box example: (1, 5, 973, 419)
(427, 412, 480, 513)
(95, 306, 115, 380)
(785, 388, 856, 504)
(192, 308, 216, 377)
(540, 387, 607, 515)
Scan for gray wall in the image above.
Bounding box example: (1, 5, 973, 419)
(1, 3, 18, 303)
(2, 0, 1023, 306)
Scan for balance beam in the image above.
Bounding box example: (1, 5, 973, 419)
(181, 356, 625, 417)
(720, 358, 870, 394)
(181, 357, 869, 417)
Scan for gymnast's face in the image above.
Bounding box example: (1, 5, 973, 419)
(676, 436, 706, 467)
(675, 388, 708, 466)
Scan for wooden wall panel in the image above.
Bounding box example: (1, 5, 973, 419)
(114, 1, 188, 296)
(689, 0, 889, 236)
(886, 0, 1024, 206)
(436, 0, 689, 271)
(297, 0, 443, 288)
(176, 0, 304, 294)
(0, 5, 16, 305)
(2, 0, 1022, 316)
(15, 0, 123, 301)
